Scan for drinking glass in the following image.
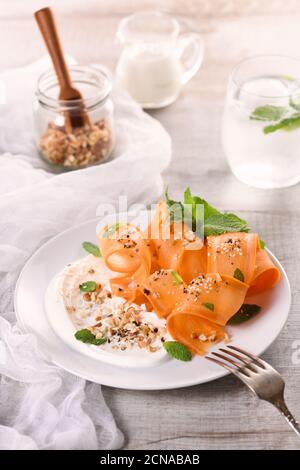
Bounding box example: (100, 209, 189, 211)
(115, 11, 204, 109)
(222, 55, 300, 188)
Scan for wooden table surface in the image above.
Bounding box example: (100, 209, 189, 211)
(1, 0, 300, 450)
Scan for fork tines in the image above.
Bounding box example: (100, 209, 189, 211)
(206, 345, 266, 376)
(206, 345, 300, 437)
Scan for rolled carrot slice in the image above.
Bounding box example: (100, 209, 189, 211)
(247, 249, 281, 296)
(207, 232, 259, 284)
(146, 239, 161, 274)
(146, 200, 169, 241)
(148, 201, 204, 273)
(146, 200, 184, 271)
(98, 223, 151, 302)
(175, 273, 249, 326)
(152, 238, 185, 271)
(167, 312, 225, 355)
(140, 269, 186, 318)
(178, 245, 207, 284)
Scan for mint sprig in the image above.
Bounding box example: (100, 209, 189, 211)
(163, 341, 192, 361)
(250, 99, 300, 134)
(228, 304, 261, 325)
(82, 241, 101, 257)
(75, 328, 107, 345)
(250, 105, 288, 122)
(165, 187, 249, 237)
(263, 114, 300, 134)
(184, 187, 249, 236)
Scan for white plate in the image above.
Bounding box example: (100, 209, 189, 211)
(14, 214, 291, 390)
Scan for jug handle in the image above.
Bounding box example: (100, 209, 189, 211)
(178, 32, 204, 84)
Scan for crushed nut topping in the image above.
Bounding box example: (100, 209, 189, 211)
(198, 331, 217, 342)
(67, 275, 167, 353)
(89, 302, 166, 352)
(208, 237, 243, 257)
(39, 120, 113, 169)
(186, 274, 218, 298)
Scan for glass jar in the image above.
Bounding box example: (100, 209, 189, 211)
(34, 65, 115, 171)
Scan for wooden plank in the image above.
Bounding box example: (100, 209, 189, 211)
(1, 0, 299, 450)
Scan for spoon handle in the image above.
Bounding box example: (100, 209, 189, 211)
(34, 7, 72, 91)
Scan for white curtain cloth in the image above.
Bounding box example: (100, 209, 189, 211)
(0, 58, 171, 449)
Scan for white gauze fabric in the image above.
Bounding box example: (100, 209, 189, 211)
(0, 57, 171, 449)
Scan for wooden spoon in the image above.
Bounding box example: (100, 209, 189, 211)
(34, 7, 91, 132)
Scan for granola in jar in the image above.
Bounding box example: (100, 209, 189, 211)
(39, 119, 113, 168)
(34, 65, 115, 170)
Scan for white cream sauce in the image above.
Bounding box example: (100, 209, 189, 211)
(45, 255, 170, 368)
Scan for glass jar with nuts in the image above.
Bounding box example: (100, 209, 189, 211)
(34, 65, 115, 170)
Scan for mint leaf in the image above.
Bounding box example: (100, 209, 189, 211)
(184, 187, 220, 219)
(259, 239, 266, 249)
(166, 187, 250, 238)
(171, 270, 184, 285)
(102, 223, 122, 239)
(263, 114, 300, 134)
(82, 241, 101, 257)
(289, 94, 300, 111)
(79, 281, 97, 292)
(233, 268, 244, 282)
(228, 304, 261, 325)
(75, 329, 107, 345)
(165, 187, 184, 222)
(163, 341, 192, 361)
(184, 188, 248, 237)
(183, 187, 216, 233)
(202, 302, 214, 311)
(250, 105, 288, 122)
(204, 213, 249, 237)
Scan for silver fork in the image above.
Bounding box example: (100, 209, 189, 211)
(206, 345, 300, 436)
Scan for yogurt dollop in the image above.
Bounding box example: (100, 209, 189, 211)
(45, 255, 170, 368)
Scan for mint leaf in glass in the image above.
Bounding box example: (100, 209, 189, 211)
(250, 105, 288, 122)
(228, 304, 261, 325)
(233, 268, 245, 282)
(163, 341, 192, 361)
(75, 328, 107, 345)
(263, 114, 300, 134)
(79, 281, 97, 292)
(82, 241, 101, 257)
